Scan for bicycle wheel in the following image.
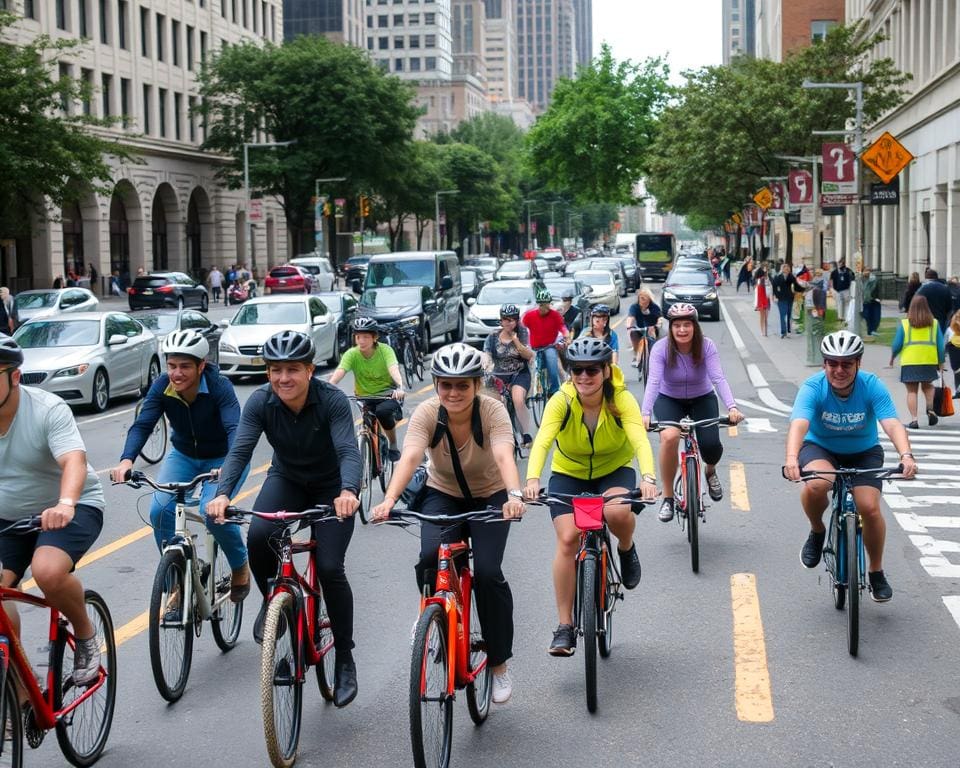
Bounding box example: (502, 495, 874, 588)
(465, 580, 492, 725)
(210, 541, 243, 652)
(314, 590, 337, 702)
(148, 550, 193, 702)
(402, 340, 417, 390)
(580, 555, 599, 713)
(0, 669, 23, 768)
(260, 592, 303, 768)
(828, 513, 845, 610)
(640, 341, 650, 387)
(136, 401, 167, 465)
(414, 344, 425, 381)
(358, 434, 373, 516)
(685, 455, 700, 574)
(409, 603, 452, 768)
(52, 590, 117, 767)
(379, 428, 394, 494)
(845, 514, 860, 657)
(529, 368, 547, 427)
(598, 546, 616, 659)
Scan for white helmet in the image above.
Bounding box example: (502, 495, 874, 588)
(161, 330, 209, 361)
(820, 330, 864, 359)
(431, 343, 484, 378)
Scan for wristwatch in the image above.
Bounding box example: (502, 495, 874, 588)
(508, 489, 524, 500)
(642, 475, 656, 484)
(58, 498, 76, 507)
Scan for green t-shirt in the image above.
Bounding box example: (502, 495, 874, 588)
(338, 343, 399, 396)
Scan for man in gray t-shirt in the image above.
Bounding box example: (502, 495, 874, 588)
(0, 338, 105, 685)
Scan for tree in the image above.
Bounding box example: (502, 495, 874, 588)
(0, 12, 135, 236)
(437, 143, 508, 251)
(526, 44, 671, 205)
(375, 141, 448, 250)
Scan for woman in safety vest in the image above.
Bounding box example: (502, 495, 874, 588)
(891, 294, 945, 429)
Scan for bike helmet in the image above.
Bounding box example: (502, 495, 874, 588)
(565, 337, 613, 364)
(0, 337, 23, 368)
(560, 289, 576, 300)
(820, 329, 864, 359)
(499, 304, 520, 319)
(262, 330, 316, 364)
(591, 304, 612, 317)
(666, 302, 699, 322)
(431, 343, 484, 379)
(160, 329, 209, 361)
(352, 317, 380, 334)
(535, 288, 553, 304)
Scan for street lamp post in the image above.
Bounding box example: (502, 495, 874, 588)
(522, 199, 536, 252)
(434, 190, 458, 250)
(313, 176, 347, 262)
(243, 140, 296, 276)
(549, 201, 559, 248)
(760, 175, 788, 262)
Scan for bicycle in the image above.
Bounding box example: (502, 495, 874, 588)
(533, 490, 651, 713)
(485, 373, 526, 460)
(628, 327, 657, 387)
(378, 507, 516, 768)
(0, 517, 117, 767)
(649, 416, 732, 574)
(223, 505, 339, 768)
(383, 321, 424, 390)
(785, 465, 902, 657)
(116, 469, 243, 702)
(133, 399, 167, 465)
(350, 396, 398, 516)
(527, 348, 552, 427)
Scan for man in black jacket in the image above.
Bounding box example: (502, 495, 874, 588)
(830, 259, 854, 325)
(916, 268, 953, 332)
(771, 262, 799, 338)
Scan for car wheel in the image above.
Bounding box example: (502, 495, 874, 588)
(146, 356, 161, 391)
(420, 323, 431, 354)
(327, 334, 341, 367)
(200, 293, 209, 312)
(446, 311, 464, 343)
(90, 368, 110, 413)
(177, 296, 185, 310)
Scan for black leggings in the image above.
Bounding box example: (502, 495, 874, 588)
(415, 488, 514, 668)
(653, 393, 724, 465)
(248, 472, 356, 652)
(948, 345, 960, 389)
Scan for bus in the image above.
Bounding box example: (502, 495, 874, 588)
(635, 232, 676, 282)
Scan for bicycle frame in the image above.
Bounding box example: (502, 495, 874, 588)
(573, 527, 617, 639)
(825, 477, 865, 593)
(676, 431, 702, 521)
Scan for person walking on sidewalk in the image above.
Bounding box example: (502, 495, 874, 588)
(946, 310, 960, 398)
(900, 272, 921, 313)
(916, 268, 952, 334)
(771, 262, 798, 338)
(861, 267, 882, 336)
(830, 260, 854, 326)
(754, 266, 771, 337)
(207, 265, 224, 304)
(891, 294, 945, 430)
(736, 259, 753, 293)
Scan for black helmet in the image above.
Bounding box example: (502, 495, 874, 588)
(499, 304, 520, 319)
(262, 330, 315, 364)
(565, 337, 613, 364)
(352, 317, 380, 334)
(0, 337, 23, 368)
(591, 304, 612, 317)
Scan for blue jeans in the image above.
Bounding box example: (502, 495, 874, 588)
(777, 299, 792, 336)
(535, 346, 561, 396)
(150, 447, 251, 570)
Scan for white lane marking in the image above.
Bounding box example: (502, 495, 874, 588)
(896, 514, 960, 526)
(77, 406, 136, 426)
(744, 418, 777, 434)
(759, 389, 793, 414)
(735, 398, 790, 417)
(746, 364, 767, 388)
(942, 596, 960, 629)
(720, 296, 747, 354)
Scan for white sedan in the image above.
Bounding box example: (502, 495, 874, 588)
(576, 271, 621, 314)
(218, 294, 340, 378)
(12, 287, 98, 328)
(464, 279, 541, 344)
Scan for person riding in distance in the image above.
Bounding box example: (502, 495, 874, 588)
(207, 330, 363, 707)
(371, 343, 525, 705)
(558, 289, 583, 337)
(641, 303, 743, 523)
(482, 303, 534, 447)
(110, 330, 252, 602)
(524, 337, 657, 657)
(328, 317, 405, 461)
(784, 330, 917, 602)
(625, 288, 662, 366)
(521, 288, 568, 398)
(578, 304, 619, 366)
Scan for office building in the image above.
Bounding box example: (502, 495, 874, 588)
(754, 0, 842, 61)
(516, 0, 577, 112)
(722, 0, 755, 64)
(483, 0, 534, 127)
(572, 0, 590, 67)
(283, 0, 364, 45)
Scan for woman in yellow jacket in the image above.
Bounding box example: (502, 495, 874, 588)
(891, 294, 946, 429)
(523, 337, 657, 657)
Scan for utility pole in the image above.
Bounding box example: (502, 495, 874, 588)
(522, 199, 536, 253)
(435, 190, 458, 250)
(313, 176, 346, 263)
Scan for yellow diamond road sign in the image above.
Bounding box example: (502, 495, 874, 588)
(861, 132, 914, 185)
(753, 187, 773, 210)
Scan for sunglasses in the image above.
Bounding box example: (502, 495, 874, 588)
(571, 366, 602, 377)
(824, 359, 856, 371)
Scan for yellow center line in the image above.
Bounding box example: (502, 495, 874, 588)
(729, 461, 750, 512)
(416, 384, 433, 394)
(730, 573, 774, 723)
(114, 611, 149, 647)
(612, 316, 626, 330)
(727, 425, 738, 438)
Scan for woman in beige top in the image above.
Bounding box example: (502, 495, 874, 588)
(372, 343, 524, 705)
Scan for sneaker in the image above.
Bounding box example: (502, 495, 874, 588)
(658, 497, 675, 523)
(706, 471, 723, 502)
(800, 529, 826, 569)
(954, 388, 960, 400)
(522, 433, 533, 448)
(618, 544, 641, 590)
(72, 635, 101, 686)
(388, 447, 401, 462)
(906, 420, 919, 430)
(548, 624, 576, 657)
(162, 585, 182, 623)
(927, 410, 939, 427)
(631, 358, 640, 368)
(253, 600, 267, 645)
(492, 669, 513, 704)
(868, 570, 893, 602)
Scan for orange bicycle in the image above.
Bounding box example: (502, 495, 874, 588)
(351, 396, 398, 516)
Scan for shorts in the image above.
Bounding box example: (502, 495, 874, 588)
(546, 467, 637, 520)
(797, 442, 885, 490)
(493, 369, 531, 392)
(0, 504, 103, 584)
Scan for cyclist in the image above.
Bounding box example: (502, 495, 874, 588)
(207, 330, 362, 707)
(784, 330, 918, 602)
(558, 289, 584, 337)
(371, 343, 525, 704)
(578, 304, 619, 366)
(0, 338, 104, 684)
(482, 303, 534, 447)
(328, 317, 405, 461)
(641, 303, 743, 523)
(109, 330, 251, 602)
(524, 337, 657, 656)
(626, 288, 663, 366)
(522, 288, 568, 398)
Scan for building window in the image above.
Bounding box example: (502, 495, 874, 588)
(425, 56, 435, 70)
(242, 0, 247, 27)
(367, 36, 373, 49)
(99, 0, 109, 42)
(393, 13, 402, 24)
(424, 12, 434, 23)
(78, 0, 88, 37)
(174, 93, 182, 140)
(395, 58, 403, 71)
(143, 84, 151, 133)
(200, 30, 207, 62)
(377, 14, 387, 26)
(155, 13, 164, 61)
(378, 36, 388, 49)
(118, 0, 128, 48)
(425, 33, 435, 46)
(81, 68, 93, 115)
(220, 0, 226, 16)
(409, 13, 418, 24)
(120, 77, 130, 127)
(410, 57, 420, 71)
(366, 14, 372, 27)
(270, 6, 275, 40)
(58, 63, 71, 113)
(811, 20, 837, 41)
(140, 6, 149, 55)
(188, 96, 197, 142)
(24, 0, 36, 20)
(56, 0, 67, 30)
(186, 25, 194, 69)
(172, 20, 180, 65)
(409, 34, 419, 48)
(231, 0, 236, 23)
(394, 35, 404, 48)
(101, 73, 112, 117)
(158, 88, 167, 137)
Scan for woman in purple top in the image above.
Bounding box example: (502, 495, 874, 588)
(641, 303, 743, 523)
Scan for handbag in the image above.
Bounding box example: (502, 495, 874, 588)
(934, 373, 955, 417)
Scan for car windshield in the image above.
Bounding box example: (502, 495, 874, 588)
(668, 271, 712, 286)
(133, 314, 178, 333)
(133, 277, 170, 288)
(346, 257, 370, 267)
(579, 271, 613, 286)
(466, 258, 497, 269)
(14, 292, 58, 310)
(477, 284, 534, 304)
(270, 267, 300, 278)
(544, 279, 578, 296)
(637, 235, 673, 252)
(360, 286, 422, 308)
(15, 319, 100, 347)
(498, 263, 529, 274)
(232, 302, 307, 325)
(365, 259, 434, 288)
(293, 263, 320, 275)
(462, 271, 477, 289)
(317, 293, 342, 311)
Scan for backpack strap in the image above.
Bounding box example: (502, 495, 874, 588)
(431, 400, 484, 449)
(429, 402, 477, 504)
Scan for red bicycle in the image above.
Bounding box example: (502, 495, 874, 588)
(225, 506, 339, 768)
(0, 517, 117, 767)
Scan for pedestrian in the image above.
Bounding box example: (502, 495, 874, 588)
(771, 262, 798, 338)
(0, 289, 10, 336)
(207, 265, 224, 304)
(110, 270, 122, 296)
(947, 276, 960, 315)
(916, 267, 952, 333)
(721, 255, 732, 285)
(754, 267, 771, 337)
(736, 259, 753, 293)
(87, 263, 98, 293)
(136, 266, 146, 277)
(900, 272, 920, 313)
(52, 275, 63, 289)
(830, 259, 854, 325)
(891, 294, 945, 430)
(861, 266, 881, 336)
(0, 287, 13, 334)
(946, 310, 960, 398)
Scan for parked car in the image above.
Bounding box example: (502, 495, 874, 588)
(495, 260, 540, 281)
(539, 248, 565, 271)
(464, 279, 542, 344)
(576, 271, 621, 314)
(464, 256, 498, 282)
(15, 311, 161, 412)
(662, 268, 720, 321)
(343, 255, 372, 289)
(11, 288, 98, 328)
(316, 290, 359, 353)
(218, 294, 340, 378)
(128, 272, 209, 311)
(460, 268, 486, 302)
(289, 255, 337, 291)
(264, 264, 317, 294)
(129, 308, 221, 365)
(614, 255, 641, 292)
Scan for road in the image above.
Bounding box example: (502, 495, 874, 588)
(18, 289, 960, 768)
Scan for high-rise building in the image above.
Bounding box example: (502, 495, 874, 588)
(754, 0, 842, 61)
(516, 0, 577, 112)
(482, 0, 534, 127)
(283, 0, 364, 46)
(572, 0, 591, 68)
(722, 0, 755, 64)
(1, 0, 287, 292)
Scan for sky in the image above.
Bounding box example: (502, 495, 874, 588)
(592, 0, 723, 82)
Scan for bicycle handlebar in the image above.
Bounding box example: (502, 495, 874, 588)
(117, 469, 218, 494)
(223, 506, 338, 523)
(782, 465, 905, 482)
(0, 516, 43, 536)
(648, 416, 734, 432)
(530, 488, 656, 509)
(380, 507, 516, 526)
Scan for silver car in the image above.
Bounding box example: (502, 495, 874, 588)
(12, 288, 98, 328)
(218, 294, 340, 378)
(576, 271, 621, 314)
(465, 279, 541, 344)
(15, 311, 161, 412)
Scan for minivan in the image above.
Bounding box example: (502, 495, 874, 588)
(358, 251, 463, 349)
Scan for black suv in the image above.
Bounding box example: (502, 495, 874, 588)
(128, 272, 209, 311)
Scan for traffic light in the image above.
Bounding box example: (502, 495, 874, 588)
(359, 195, 371, 218)
(323, 202, 332, 217)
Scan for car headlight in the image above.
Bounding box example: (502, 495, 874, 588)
(663, 291, 676, 300)
(401, 316, 420, 329)
(219, 342, 239, 354)
(52, 364, 89, 379)
(705, 291, 717, 300)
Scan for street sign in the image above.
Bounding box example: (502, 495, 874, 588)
(788, 170, 813, 205)
(334, 198, 346, 218)
(314, 197, 326, 232)
(870, 178, 900, 205)
(861, 131, 913, 184)
(821, 142, 858, 193)
(753, 187, 773, 209)
(820, 193, 858, 206)
(731, 211, 743, 225)
(248, 198, 264, 223)
(531, 221, 537, 234)
(769, 181, 785, 210)
(548, 224, 555, 236)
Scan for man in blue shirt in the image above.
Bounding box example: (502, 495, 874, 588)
(784, 331, 917, 602)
